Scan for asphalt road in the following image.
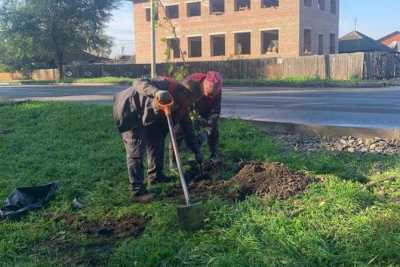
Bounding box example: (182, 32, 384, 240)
(1, 84, 400, 128)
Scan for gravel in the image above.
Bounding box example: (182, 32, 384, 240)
(274, 135, 400, 155)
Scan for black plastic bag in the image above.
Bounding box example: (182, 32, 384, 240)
(0, 182, 58, 219)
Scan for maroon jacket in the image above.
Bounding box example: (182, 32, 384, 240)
(184, 73, 222, 123)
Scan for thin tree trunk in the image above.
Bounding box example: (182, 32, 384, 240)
(58, 63, 64, 82)
(56, 52, 64, 82)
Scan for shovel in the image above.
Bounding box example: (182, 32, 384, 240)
(159, 100, 204, 231)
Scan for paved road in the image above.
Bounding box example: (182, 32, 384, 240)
(1, 85, 400, 128)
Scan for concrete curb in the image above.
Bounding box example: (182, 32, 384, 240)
(0, 83, 20, 86)
(241, 120, 400, 140)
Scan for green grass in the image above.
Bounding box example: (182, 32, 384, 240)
(65, 76, 390, 88)
(223, 77, 384, 88)
(63, 76, 368, 87)
(64, 77, 134, 85)
(0, 102, 400, 266)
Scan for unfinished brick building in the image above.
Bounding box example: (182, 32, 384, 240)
(133, 0, 340, 63)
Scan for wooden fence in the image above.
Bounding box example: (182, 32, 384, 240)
(63, 58, 277, 80)
(31, 69, 59, 81)
(363, 52, 400, 80)
(3, 52, 398, 81)
(268, 53, 367, 80)
(62, 52, 399, 81)
(0, 72, 23, 81)
(329, 53, 365, 80)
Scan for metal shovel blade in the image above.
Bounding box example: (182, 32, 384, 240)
(177, 202, 204, 231)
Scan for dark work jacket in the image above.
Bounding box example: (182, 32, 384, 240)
(195, 94, 221, 122)
(113, 77, 200, 153)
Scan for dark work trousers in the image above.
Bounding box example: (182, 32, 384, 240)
(208, 121, 219, 157)
(121, 120, 168, 193)
(169, 119, 219, 167)
(146, 121, 168, 181)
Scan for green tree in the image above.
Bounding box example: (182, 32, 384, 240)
(0, 32, 51, 75)
(0, 0, 121, 80)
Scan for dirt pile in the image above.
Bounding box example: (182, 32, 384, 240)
(188, 162, 311, 201)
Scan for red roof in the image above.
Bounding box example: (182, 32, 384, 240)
(378, 31, 400, 42)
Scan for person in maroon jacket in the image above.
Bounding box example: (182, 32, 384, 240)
(184, 71, 223, 159)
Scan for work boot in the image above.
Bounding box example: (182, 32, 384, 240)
(209, 152, 221, 163)
(130, 187, 154, 204)
(148, 174, 174, 185)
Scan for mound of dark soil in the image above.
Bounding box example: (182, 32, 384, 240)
(186, 162, 311, 201)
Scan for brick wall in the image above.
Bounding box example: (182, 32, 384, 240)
(134, 0, 339, 64)
(300, 0, 339, 56)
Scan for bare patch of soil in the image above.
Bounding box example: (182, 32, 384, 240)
(33, 213, 149, 266)
(33, 239, 113, 267)
(60, 213, 149, 239)
(184, 159, 228, 182)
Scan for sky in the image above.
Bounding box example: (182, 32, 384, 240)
(105, 0, 400, 57)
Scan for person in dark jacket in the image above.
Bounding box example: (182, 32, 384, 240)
(113, 77, 204, 202)
(184, 71, 223, 159)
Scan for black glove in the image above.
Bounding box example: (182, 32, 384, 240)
(195, 151, 204, 164)
(155, 90, 173, 105)
(198, 118, 209, 128)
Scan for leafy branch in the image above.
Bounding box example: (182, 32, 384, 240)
(156, 0, 189, 80)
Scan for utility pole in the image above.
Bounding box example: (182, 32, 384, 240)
(151, 0, 157, 78)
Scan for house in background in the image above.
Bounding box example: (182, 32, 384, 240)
(64, 51, 112, 65)
(133, 0, 340, 64)
(379, 31, 400, 52)
(339, 31, 394, 54)
(113, 55, 136, 64)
